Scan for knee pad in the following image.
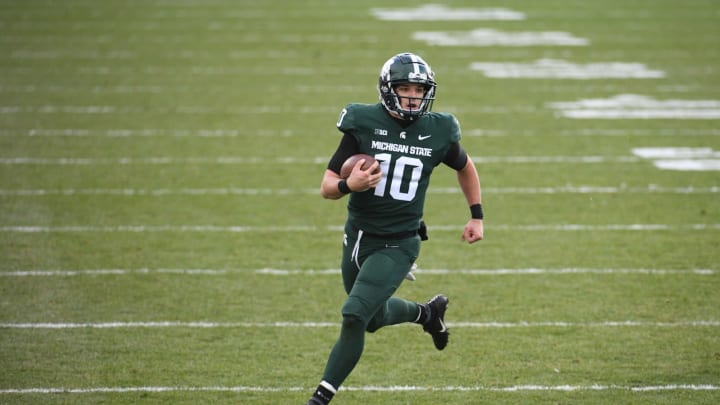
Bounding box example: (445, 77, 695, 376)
(341, 295, 370, 327)
(341, 313, 364, 332)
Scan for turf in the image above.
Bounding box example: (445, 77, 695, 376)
(1, 0, 719, 404)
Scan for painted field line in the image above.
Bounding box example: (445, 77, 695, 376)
(5, 33, 383, 46)
(0, 188, 320, 196)
(256, 268, 717, 276)
(1, 321, 718, 329)
(7, 65, 378, 76)
(548, 94, 720, 119)
(0, 84, 366, 95)
(470, 59, 665, 79)
(0, 156, 640, 165)
(1, 384, 717, 395)
(0, 269, 240, 277)
(3, 128, 718, 137)
(0, 105, 338, 114)
(371, 5, 525, 21)
(413, 29, 589, 47)
(8, 50, 136, 60)
(558, 128, 720, 137)
(0, 157, 324, 165)
(0, 128, 303, 137)
(1, 268, 714, 277)
(1, 224, 719, 233)
(1, 185, 717, 196)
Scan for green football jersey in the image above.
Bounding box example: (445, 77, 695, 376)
(336, 103, 461, 235)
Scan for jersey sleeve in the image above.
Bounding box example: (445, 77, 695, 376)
(446, 113, 462, 143)
(327, 132, 360, 173)
(328, 104, 363, 174)
(437, 112, 464, 169)
(336, 104, 357, 135)
(443, 142, 469, 171)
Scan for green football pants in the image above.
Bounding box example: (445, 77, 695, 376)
(322, 223, 422, 388)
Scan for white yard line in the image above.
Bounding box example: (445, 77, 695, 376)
(2, 128, 719, 137)
(0, 128, 306, 137)
(0, 268, 715, 277)
(0, 84, 367, 94)
(0, 185, 718, 196)
(0, 156, 641, 165)
(1, 321, 718, 329)
(470, 59, 665, 79)
(413, 29, 589, 46)
(1, 384, 717, 394)
(256, 268, 717, 276)
(0, 156, 330, 165)
(371, 5, 525, 21)
(1, 224, 718, 233)
(548, 94, 720, 119)
(0, 105, 339, 114)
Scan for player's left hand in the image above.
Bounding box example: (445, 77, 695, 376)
(462, 219, 484, 243)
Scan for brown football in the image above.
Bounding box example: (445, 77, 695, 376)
(340, 154, 380, 179)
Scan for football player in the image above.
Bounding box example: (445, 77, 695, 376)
(307, 52, 484, 405)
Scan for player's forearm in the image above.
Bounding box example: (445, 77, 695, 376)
(456, 157, 482, 206)
(320, 170, 346, 200)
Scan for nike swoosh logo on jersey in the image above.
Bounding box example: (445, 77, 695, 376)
(418, 134, 432, 140)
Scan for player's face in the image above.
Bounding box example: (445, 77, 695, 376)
(394, 83, 426, 112)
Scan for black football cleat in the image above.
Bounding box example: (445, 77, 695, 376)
(423, 294, 450, 350)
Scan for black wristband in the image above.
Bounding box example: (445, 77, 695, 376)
(338, 179, 352, 194)
(470, 203, 484, 219)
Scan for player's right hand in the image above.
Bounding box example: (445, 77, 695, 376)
(348, 159, 382, 191)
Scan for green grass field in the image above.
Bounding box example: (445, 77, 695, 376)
(1, 1, 719, 404)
